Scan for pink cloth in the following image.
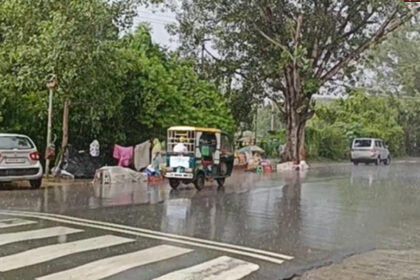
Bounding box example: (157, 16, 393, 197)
(113, 145, 133, 167)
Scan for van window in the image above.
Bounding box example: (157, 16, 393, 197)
(375, 140, 382, 147)
(354, 139, 372, 148)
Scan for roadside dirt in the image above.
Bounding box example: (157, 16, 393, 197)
(293, 249, 420, 280)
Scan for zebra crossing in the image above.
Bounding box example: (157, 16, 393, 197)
(0, 214, 293, 280)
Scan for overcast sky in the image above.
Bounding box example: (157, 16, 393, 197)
(133, 5, 178, 50)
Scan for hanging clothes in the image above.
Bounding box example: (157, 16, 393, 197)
(151, 138, 162, 158)
(134, 141, 151, 171)
(113, 145, 133, 167)
(151, 138, 163, 174)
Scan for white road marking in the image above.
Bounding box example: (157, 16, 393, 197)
(0, 210, 285, 265)
(36, 245, 193, 280)
(0, 210, 293, 262)
(0, 235, 133, 272)
(0, 218, 37, 228)
(154, 256, 260, 280)
(0, 226, 82, 246)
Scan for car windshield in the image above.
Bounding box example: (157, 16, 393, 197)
(0, 136, 34, 150)
(354, 139, 372, 148)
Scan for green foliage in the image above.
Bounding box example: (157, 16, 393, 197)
(388, 96, 420, 156)
(113, 26, 235, 145)
(0, 0, 135, 149)
(305, 125, 349, 160)
(172, 0, 412, 161)
(307, 90, 404, 159)
(259, 131, 286, 158)
(255, 105, 283, 137)
(0, 1, 234, 153)
(366, 23, 420, 96)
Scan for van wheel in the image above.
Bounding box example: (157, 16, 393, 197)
(375, 157, 381, 166)
(194, 173, 205, 191)
(352, 160, 359, 166)
(384, 156, 391, 166)
(169, 179, 180, 190)
(217, 178, 225, 187)
(30, 179, 42, 189)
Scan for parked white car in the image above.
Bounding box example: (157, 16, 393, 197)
(351, 138, 391, 166)
(0, 133, 43, 188)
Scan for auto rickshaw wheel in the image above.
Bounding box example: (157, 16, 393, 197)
(194, 173, 205, 190)
(217, 178, 225, 187)
(169, 179, 180, 190)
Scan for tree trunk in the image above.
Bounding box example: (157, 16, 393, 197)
(284, 113, 306, 163)
(54, 100, 70, 171)
(282, 64, 311, 163)
(61, 100, 70, 150)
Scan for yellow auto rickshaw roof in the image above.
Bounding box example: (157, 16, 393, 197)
(168, 126, 221, 133)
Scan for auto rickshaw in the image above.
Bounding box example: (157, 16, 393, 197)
(165, 126, 234, 190)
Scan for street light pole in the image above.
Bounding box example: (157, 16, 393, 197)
(45, 74, 58, 176)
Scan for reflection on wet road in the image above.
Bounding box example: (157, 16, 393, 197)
(1, 162, 420, 279)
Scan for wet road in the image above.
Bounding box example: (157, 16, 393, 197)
(1, 162, 420, 279)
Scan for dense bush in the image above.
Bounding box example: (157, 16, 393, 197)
(305, 125, 349, 160)
(306, 90, 404, 160)
(259, 130, 286, 158)
(0, 0, 235, 154)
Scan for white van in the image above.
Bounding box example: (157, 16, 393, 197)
(351, 138, 391, 166)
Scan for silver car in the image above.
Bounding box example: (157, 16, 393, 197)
(351, 138, 391, 166)
(0, 133, 43, 188)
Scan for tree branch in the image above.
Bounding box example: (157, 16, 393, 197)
(203, 46, 220, 62)
(294, 13, 304, 45)
(340, 10, 376, 40)
(313, 3, 376, 77)
(320, 9, 413, 84)
(255, 26, 293, 59)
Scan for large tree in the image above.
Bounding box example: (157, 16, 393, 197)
(355, 23, 420, 155)
(0, 0, 141, 155)
(0, 1, 235, 156)
(114, 26, 236, 145)
(364, 23, 420, 96)
(172, 0, 419, 161)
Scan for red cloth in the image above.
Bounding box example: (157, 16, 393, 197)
(113, 145, 133, 167)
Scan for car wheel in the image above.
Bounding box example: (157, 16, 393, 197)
(169, 179, 180, 190)
(352, 160, 359, 166)
(194, 173, 205, 191)
(217, 178, 225, 187)
(30, 178, 42, 189)
(375, 157, 381, 166)
(385, 156, 391, 166)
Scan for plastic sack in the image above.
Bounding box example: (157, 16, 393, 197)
(61, 146, 104, 178)
(90, 140, 100, 157)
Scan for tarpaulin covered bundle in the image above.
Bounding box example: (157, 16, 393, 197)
(93, 166, 146, 185)
(60, 146, 104, 178)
